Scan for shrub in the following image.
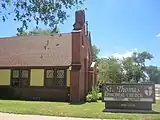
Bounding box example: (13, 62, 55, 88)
(98, 92, 102, 100)
(98, 80, 104, 92)
(86, 86, 100, 102)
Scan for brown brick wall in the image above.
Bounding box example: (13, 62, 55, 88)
(70, 10, 96, 103)
(0, 86, 69, 102)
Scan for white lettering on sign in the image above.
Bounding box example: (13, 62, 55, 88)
(103, 84, 155, 102)
(117, 86, 140, 93)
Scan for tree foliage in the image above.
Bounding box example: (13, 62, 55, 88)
(98, 57, 124, 83)
(98, 51, 154, 84)
(92, 45, 100, 62)
(145, 65, 160, 84)
(132, 51, 153, 68)
(121, 57, 143, 83)
(132, 51, 153, 82)
(16, 28, 59, 36)
(0, 0, 85, 33)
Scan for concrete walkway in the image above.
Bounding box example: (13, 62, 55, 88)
(0, 113, 122, 120)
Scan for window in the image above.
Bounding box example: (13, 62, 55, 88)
(11, 69, 20, 87)
(45, 69, 66, 87)
(22, 70, 29, 78)
(82, 36, 84, 46)
(55, 70, 65, 86)
(21, 70, 29, 87)
(45, 70, 54, 87)
(11, 69, 30, 87)
(88, 48, 91, 65)
(46, 70, 54, 78)
(12, 70, 19, 78)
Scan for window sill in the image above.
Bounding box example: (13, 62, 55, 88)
(44, 86, 68, 89)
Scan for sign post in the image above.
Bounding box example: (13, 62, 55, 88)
(102, 84, 155, 113)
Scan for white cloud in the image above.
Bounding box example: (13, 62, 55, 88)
(112, 48, 138, 59)
(99, 48, 138, 59)
(156, 33, 160, 37)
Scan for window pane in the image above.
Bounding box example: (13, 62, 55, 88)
(12, 79, 20, 87)
(54, 70, 66, 86)
(54, 78, 65, 86)
(12, 70, 19, 78)
(57, 70, 64, 78)
(46, 70, 54, 78)
(45, 79, 54, 87)
(21, 78, 29, 87)
(22, 70, 29, 78)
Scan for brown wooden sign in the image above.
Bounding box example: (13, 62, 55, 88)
(102, 84, 155, 103)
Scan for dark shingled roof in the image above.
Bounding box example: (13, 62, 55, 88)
(0, 33, 72, 67)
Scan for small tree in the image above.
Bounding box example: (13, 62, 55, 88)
(92, 45, 100, 62)
(98, 57, 124, 83)
(132, 51, 153, 82)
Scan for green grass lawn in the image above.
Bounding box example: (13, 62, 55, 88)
(0, 100, 160, 120)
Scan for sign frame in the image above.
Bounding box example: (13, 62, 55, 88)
(102, 83, 155, 103)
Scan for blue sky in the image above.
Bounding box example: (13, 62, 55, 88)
(1, 0, 160, 66)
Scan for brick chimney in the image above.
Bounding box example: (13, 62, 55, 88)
(70, 10, 86, 103)
(72, 10, 86, 64)
(73, 10, 85, 30)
